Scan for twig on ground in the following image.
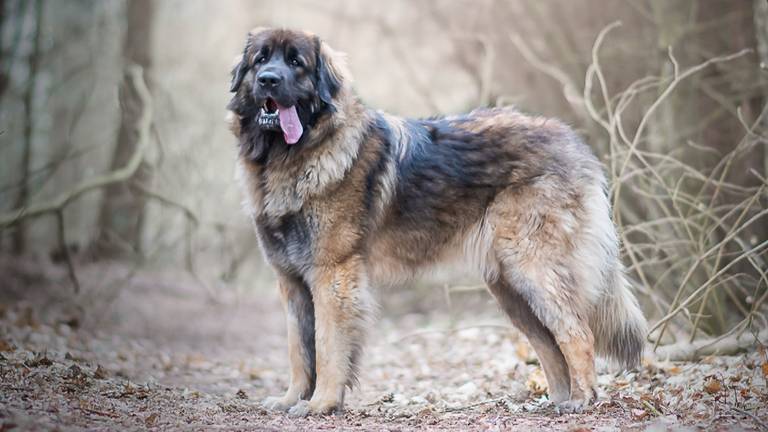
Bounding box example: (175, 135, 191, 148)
(442, 396, 509, 413)
(654, 328, 768, 361)
(641, 399, 663, 417)
(732, 407, 768, 432)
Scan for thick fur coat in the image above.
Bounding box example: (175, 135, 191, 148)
(227, 28, 647, 417)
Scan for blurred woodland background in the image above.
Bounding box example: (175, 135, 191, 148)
(1, 0, 767, 354)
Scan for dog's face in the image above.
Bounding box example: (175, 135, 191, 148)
(228, 28, 343, 157)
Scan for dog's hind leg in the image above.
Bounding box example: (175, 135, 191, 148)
(488, 185, 601, 413)
(262, 273, 316, 411)
(495, 258, 598, 413)
(486, 276, 571, 403)
(495, 253, 599, 413)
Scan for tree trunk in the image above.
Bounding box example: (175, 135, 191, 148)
(95, 0, 154, 257)
(0, 0, 6, 96)
(756, 0, 768, 178)
(648, 0, 697, 155)
(12, 0, 44, 255)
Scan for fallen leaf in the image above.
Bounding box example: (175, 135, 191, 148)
(94, 365, 108, 379)
(246, 368, 263, 380)
(186, 353, 209, 369)
(632, 408, 649, 421)
(703, 378, 721, 394)
(525, 368, 548, 396)
(515, 341, 531, 362)
(0, 339, 13, 352)
(78, 400, 117, 418)
(62, 364, 91, 393)
(119, 382, 150, 399)
(25, 352, 53, 368)
(145, 413, 159, 426)
(761, 362, 768, 378)
(613, 378, 630, 389)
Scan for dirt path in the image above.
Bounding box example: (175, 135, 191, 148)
(1, 260, 767, 431)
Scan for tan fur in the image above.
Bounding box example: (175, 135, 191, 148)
(229, 28, 647, 417)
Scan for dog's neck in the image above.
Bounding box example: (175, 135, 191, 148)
(238, 87, 371, 219)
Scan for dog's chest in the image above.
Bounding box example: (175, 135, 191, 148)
(255, 211, 315, 277)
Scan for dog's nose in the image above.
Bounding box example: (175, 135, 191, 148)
(257, 71, 282, 88)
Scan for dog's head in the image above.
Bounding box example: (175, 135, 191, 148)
(228, 28, 347, 161)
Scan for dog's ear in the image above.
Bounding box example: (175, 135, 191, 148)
(315, 37, 348, 106)
(230, 37, 252, 93)
(231, 28, 270, 92)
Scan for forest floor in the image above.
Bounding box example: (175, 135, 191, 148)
(1, 257, 767, 431)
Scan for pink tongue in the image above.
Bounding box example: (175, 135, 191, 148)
(277, 104, 303, 144)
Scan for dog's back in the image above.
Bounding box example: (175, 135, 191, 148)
(229, 28, 646, 417)
(366, 108, 646, 407)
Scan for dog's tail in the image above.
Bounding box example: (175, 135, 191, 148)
(591, 268, 647, 369)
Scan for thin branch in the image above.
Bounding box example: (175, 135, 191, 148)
(0, 65, 153, 228)
(614, 49, 753, 204)
(654, 328, 768, 361)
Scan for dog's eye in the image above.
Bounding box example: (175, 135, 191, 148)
(254, 56, 266, 64)
(289, 58, 301, 67)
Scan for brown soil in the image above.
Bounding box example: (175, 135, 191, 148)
(0, 258, 766, 431)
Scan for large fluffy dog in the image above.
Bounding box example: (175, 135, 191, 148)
(227, 28, 647, 417)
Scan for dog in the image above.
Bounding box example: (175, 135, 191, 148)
(226, 28, 647, 417)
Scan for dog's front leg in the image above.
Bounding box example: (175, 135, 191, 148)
(288, 256, 372, 417)
(262, 273, 316, 411)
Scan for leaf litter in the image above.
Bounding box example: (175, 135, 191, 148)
(0, 263, 766, 431)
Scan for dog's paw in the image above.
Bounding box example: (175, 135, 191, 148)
(287, 399, 340, 417)
(261, 395, 297, 412)
(555, 399, 588, 414)
(287, 400, 312, 417)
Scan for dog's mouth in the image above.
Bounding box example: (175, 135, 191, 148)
(257, 97, 303, 144)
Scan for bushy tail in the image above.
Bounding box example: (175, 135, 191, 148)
(591, 270, 647, 369)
